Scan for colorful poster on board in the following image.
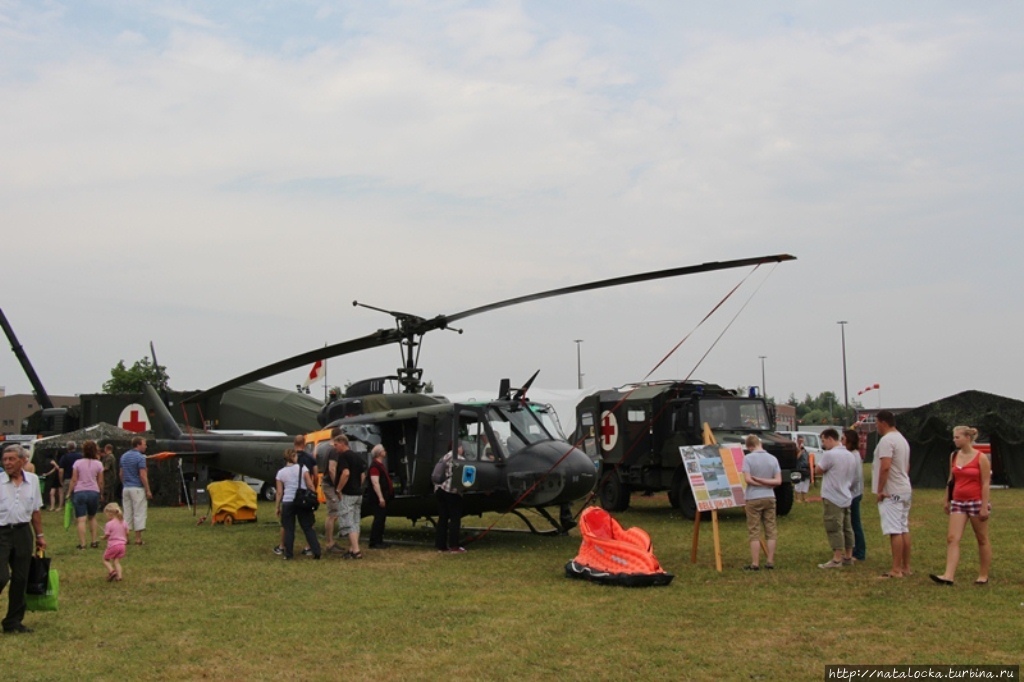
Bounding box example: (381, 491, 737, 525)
(680, 445, 747, 512)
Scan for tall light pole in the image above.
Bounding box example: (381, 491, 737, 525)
(837, 321, 849, 416)
(574, 339, 584, 389)
(758, 355, 767, 399)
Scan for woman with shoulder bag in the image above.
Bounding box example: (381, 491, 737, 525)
(275, 449, 321, 560)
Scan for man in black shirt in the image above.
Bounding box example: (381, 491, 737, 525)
(335, 438, 366, 559)
(316, 429, 347, 554)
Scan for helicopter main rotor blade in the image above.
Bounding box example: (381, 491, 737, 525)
(444, 254, 795, 325)
(185, 330, 399, 403)
(188, 253, 794, 400)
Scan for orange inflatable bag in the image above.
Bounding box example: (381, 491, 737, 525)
(565, 507, 673, 587)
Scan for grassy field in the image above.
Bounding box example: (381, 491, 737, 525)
(3, 479, 1021, 681)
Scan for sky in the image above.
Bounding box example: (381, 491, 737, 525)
(1, 1, 1021, 415)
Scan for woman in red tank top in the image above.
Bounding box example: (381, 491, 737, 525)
(929, 426, 991, 586)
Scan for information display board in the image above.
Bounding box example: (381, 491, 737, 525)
(680, 444, 746, 512)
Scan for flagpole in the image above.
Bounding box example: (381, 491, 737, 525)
(323, 343, 328, 403)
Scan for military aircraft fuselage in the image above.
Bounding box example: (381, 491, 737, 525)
(144, 385, 598, 524)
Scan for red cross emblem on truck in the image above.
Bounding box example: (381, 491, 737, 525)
(118, 403, 151, 433)
(600, 410, 618, 451)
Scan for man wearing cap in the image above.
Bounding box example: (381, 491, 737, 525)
(1, 443, 47, 634)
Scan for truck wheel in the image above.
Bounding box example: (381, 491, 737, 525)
(775, 482, 794, 516)
(675, 476, 699, 521)
(260, 483, 277, 503)
(668, 468, 687, 509)
(598, 470, 631, 512)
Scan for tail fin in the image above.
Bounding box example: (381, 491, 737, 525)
(142, 383, 183, 439)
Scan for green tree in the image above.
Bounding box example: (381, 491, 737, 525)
(793, 391, 859, 426)
(103, 357, 169, 394)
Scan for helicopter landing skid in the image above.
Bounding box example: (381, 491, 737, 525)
(462, 508, 572, 536)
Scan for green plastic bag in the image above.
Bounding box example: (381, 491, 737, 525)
(25, 569, 59, 612)
(63, 501, 72, 530)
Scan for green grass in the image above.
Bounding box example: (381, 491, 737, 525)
(4, 481, 1022, 681)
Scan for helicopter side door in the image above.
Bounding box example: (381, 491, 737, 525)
(412, 412, 451, 496)
(450, 406, 504, 494)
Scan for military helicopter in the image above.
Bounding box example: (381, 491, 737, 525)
(146, 254, 794, 533)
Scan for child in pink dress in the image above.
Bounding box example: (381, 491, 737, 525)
(103, 502, 129, 581)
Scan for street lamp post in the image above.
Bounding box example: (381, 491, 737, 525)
(837, 321, 849, 416)
(574, 339, 584, 390)
(758, 355, 767, 398)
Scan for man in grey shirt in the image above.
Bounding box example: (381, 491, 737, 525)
(741, 435, 781, 571)
(815, 429, 859, 568)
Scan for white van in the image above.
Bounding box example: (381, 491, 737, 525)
(776, 431, 824, 457)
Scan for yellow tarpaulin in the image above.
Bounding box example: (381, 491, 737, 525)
(208, 481, 258, 518)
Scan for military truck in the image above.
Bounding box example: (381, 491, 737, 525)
(573, 380, 799, 519)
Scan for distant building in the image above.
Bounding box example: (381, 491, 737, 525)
(0, 393, 79, 435)
(774, 403, 796, 431)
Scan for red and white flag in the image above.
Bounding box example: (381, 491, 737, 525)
(857, 383, 880, 396)
(302, 359, 325, 388)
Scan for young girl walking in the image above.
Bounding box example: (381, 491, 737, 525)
(103, 502, 129, 581)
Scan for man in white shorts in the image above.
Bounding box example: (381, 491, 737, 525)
(872, 410, 911, 578)
(119, 436, 152, 546)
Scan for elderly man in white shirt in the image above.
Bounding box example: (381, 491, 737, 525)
(1, 443, 47, 634)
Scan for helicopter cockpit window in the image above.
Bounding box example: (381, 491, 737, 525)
(534, 404, 566, 440)
(455, 403, 560, 460)
(486, 403, 558, 457)
(456, 416, 499, 462)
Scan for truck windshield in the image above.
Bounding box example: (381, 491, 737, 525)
(699, 399, 771, 431)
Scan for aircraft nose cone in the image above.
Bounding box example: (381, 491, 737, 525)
(505, 441, 597, 507)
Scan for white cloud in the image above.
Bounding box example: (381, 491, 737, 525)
(0, 1, 1021, 409)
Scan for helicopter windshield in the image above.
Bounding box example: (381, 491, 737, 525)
(456, 403, 561, 461)
(698, 399, 771, 431)
(486, 403, 560, 456)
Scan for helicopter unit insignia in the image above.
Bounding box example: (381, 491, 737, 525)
(461, 465, 477, 488)
(599, 411, 618, 451)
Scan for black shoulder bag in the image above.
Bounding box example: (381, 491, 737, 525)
(292, 465, 320, 513)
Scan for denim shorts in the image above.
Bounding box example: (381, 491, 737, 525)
(73, 490, 100, 518)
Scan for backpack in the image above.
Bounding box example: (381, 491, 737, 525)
(431, 456, 449, 486)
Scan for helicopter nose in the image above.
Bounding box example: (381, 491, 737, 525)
(504, 441, 598, 507)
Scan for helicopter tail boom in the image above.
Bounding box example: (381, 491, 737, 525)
(143, 383, 184, 440)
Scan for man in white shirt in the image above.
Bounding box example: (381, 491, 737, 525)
(815, 429, 859, 569)
(1, 444, 47, 634)
(872, 410, 912, 578)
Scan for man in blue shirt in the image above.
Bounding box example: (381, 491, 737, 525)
(119, 436, 152, 546)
